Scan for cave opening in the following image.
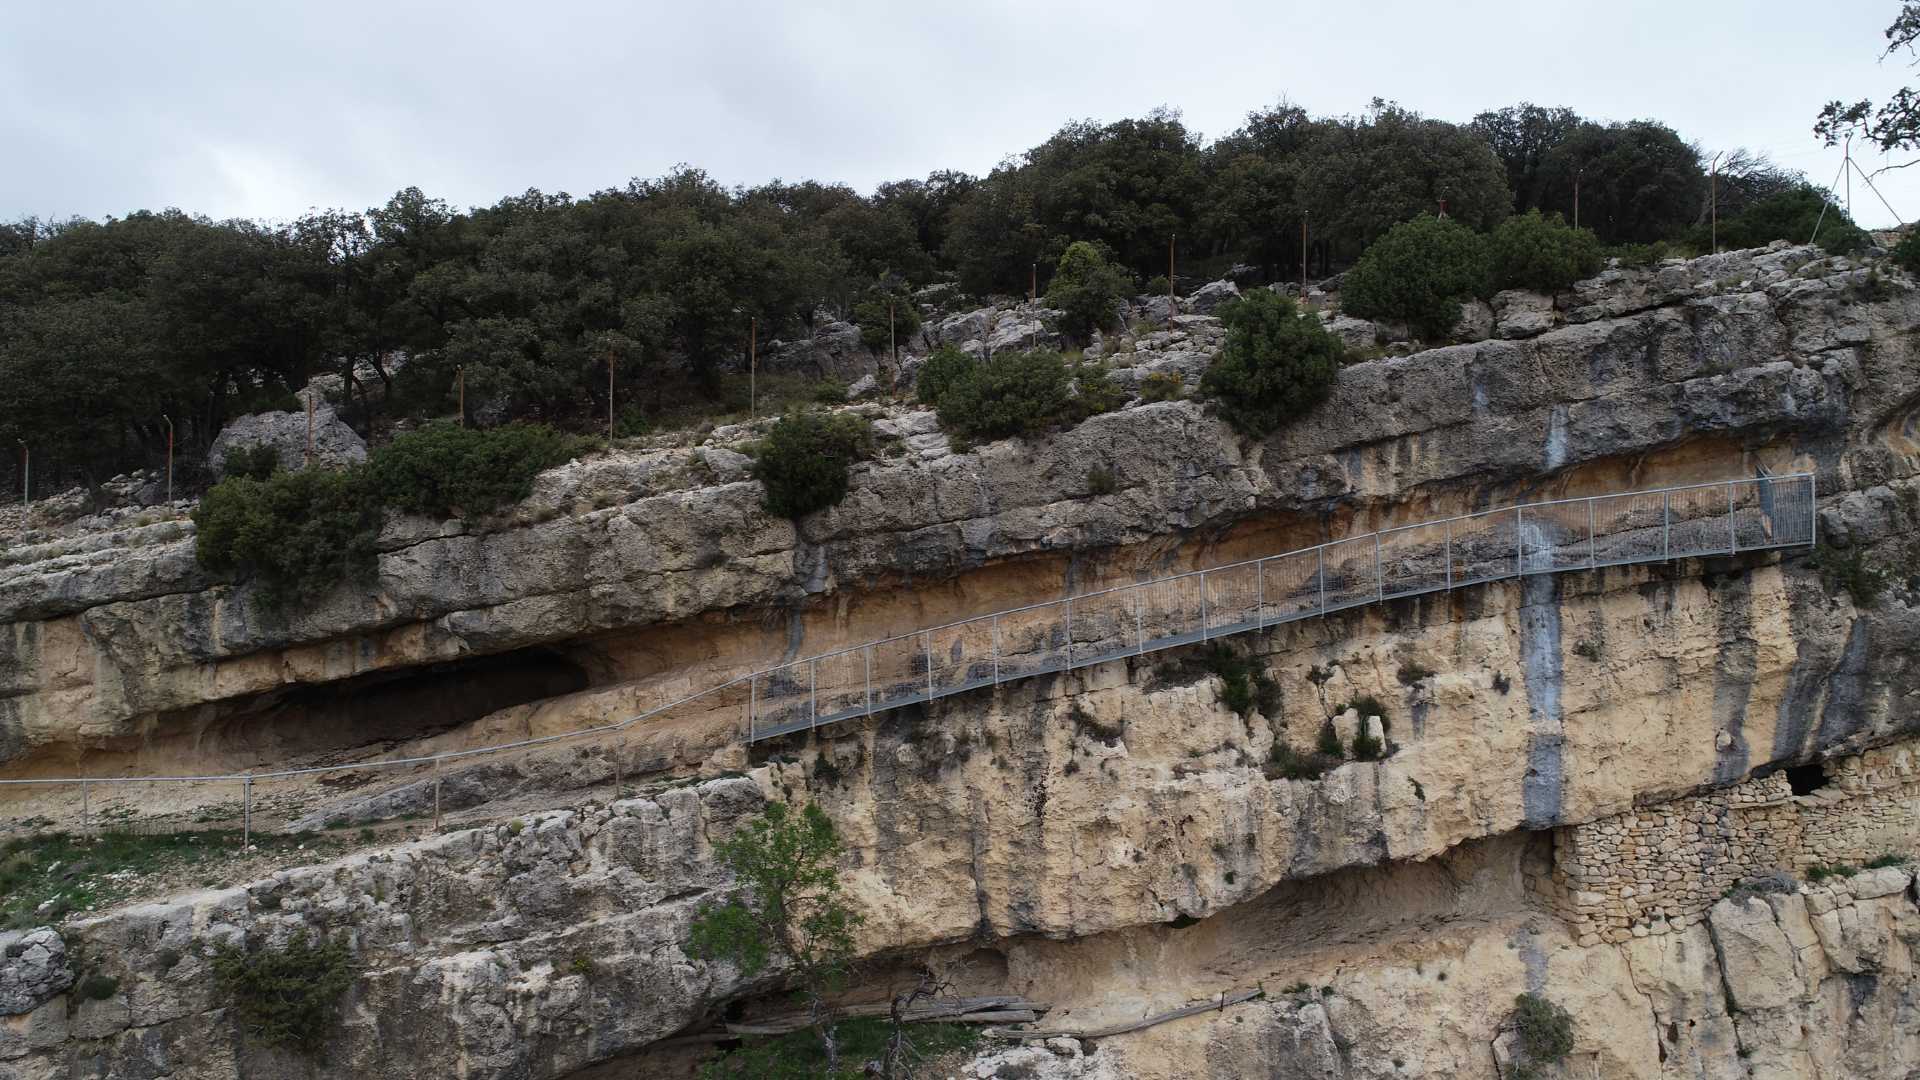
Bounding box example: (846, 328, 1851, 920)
(1784, 761, 1829, 796)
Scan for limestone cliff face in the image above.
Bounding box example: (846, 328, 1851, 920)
(4, 244, 1920, 1079)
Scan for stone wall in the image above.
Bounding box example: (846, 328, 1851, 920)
(1540, 737, 1920, 942)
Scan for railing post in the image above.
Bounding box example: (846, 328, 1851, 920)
(809, 659, 818, 729)
(1727, 481, 1737, 553)
(991, 617, 1002, 684)
(1317, 546, 1327, 615)
(1373, 532, 1384, 600)
(1444, 519, 1454, 590)
(1809, 472, 1819, 547)
(1663, 491, 1672, 561)
(1199, 576, 1209, 642)
(242, 777, 252, 846)
(1515, 506, 1525, 577)
(1256, 560, 1266, 629)
(1587, 497, 1597, 568)
(1063, 597, 1075, 668)
(865, 646, 875, 715)
(1133, 587, 1145, 655)
(924, 631, 934, 703)
(80, 778, 89, 836)
(748, 675, 757, 741)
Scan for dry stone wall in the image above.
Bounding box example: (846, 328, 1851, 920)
(1541, 736, 1920, 942)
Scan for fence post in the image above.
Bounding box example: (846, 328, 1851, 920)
(1727, 481, 1738, 553)
(241, 777, 252, 846)
(1256, 560, 1266, 629)
(1317, 546, 1327, 615)
(990, 617, 1001, 684)
(747, 674, 757, 742)
(1587, 498, 1597, 568)
(1810, 472, 1819, 547)
(1198, 576, 1209, 642)
(924, 631, 934, 704)
(1514, 506, 1525, 577)
(1373, 533, 1384, 600)
(1444, 519, 1454, 590)
(1663, 492, 1672, 561)
(809, 658, 818, 729)
(432, 757, 442, 832)
(865, 646, 875, 714)
(80, 778, 90, 836)
(1133, 588, 1145, 654)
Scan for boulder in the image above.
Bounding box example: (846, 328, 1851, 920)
(763, 315, 871, 381)
(0, 928, 71, 1016)
(1319, 314, 1379, 350)
(1187, 279, 1242, 314)
(1456, 300, 1494, 342)
(206, 396, 367, 476)
(1492, 289, 1556, 339)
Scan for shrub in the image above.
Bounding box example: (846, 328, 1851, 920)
(1198, 290, 1344, 438)
(1140, 371, 1184, 402)
(193, 467, 384, 610)
(1198, 644, 1279, 719)
(1892, 230, 1920, 275)
(1509, 993, 1575, 1080)
(811, 379, 848, 405)
(1487, 210, 1603, 293)
(1144, 274, 1171, 296)
(1865, 853, 1908, 869)
(1806, 863, 1858, 882)
(1268, 742, 1337, 781)
(78, 973, 120, 1000)
(934, 349, 1072, 442)
(851, 285, 922, 353)
(212, 931, 355, 1059)
(369, 422, 583, 518)
(1343, 694, 1390, 726)
(1350, 732, 1385, 761)
(754, 410, 874, 518)
(1696, 185, 1871, 256)
(1396, 661, 1434, 685)
(1045, 241, 1133, 342)
(1064, 359, 1126, 421)
(1341, 214, 1492, 339)
(220, 443, 282, 481)
(915, 345, 977, 407)
(1316, 721, 1344, 758)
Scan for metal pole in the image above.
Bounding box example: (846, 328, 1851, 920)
(1317, 546, 1327, 615)
(809, 659, 818, 729)
(305, 395, 315, 467)
(1810, 472, 1819, 547)
(748, 675, 757, 741)
(991, 616, 1001, 684)
(1063, 597, 1075, 668)
(607, 351, 616, 442)
(1515, 506, 1525, 577)
(242, 778, 251, 846)
(1727, 482, 1737, 554)
(1587, 498, 1597, 568)
(15, 441, 25, 507)
(1373, 532, 1383, 600)
(1255, 560, 1266, 629)
(749, 317, 757, 419)
(1444, 519, 1454, 590)
(1199, 576, 1209, 641)
(1301, 211, 1310, 291)
(81, 777, 89, 835)
(1663, 492, 1672, 561)
(1133, 587, 1145, 654)
(865, 646, 874, 715)
(924, 631, 934, 703)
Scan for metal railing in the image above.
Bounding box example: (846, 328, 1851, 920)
(0, 474, 1816, 838)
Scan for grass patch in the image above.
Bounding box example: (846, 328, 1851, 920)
(1865, 853, 1910, 869)
(1806, 863, 1858, 882)
(0, 830, 343, 930)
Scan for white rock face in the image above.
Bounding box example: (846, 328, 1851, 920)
(206, 398, 367, 475)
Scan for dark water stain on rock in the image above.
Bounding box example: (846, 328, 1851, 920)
(1709, 572, 1757, 784)
(1813, 619, 1874, 749)
(1519, 572, 1566, 828)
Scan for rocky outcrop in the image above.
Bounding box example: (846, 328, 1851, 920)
(205, 397, 367, 476)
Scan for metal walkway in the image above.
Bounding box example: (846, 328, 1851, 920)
(0, 473, 1817, 836)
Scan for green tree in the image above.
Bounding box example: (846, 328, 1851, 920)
(1486, 210, 1603, 292)
(1470, 104, 1585, 211)
(1340, 215, 1492, 339)
(1199, 291, 1343, 437)
(850, 282, 921, 354)
(933, 350, 1072, 443)
(755, 411, 874, 518)
(192, 466, 384, 610)
(1692, 185, 1870, 254)
(1044, 241, 1133, 342)
(1815, 4, 1920, 155)
(690, 802, 864, 1076)
(914, 345, 977, 408)
(368, 421, 584, 518)
(1536, 121, 1706, 244)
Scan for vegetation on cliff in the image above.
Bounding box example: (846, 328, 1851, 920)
(1199, 290, 1343, 436)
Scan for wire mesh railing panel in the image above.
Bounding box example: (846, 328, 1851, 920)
(869, 634, 929, 712)
(1590, 492, 1667, 566)
(1137, 574, 1204, 650)
(1734, 475, 1812, 550)
(1260, 549, 1324, 624)
(1322, 536, 1379, 610)
(751, 660, 815, 740)
(1203, 562, 1264, 636)
(1071, 586, 1140, 666)
(931, 617, 997, 697)
(1380, 521, 1452, 600)
(996, 600, 1068, 680)
(1451, 507, 1520, 587)
(1518, 501, 1593, 573)
(1668, 483, 1736, 559)
(814, 649, 870, 726)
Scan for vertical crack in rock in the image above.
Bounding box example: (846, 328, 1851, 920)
(1709, 571, 1758, 784)
(1519, 572, 1566, 829)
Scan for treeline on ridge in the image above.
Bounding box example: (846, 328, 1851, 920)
(0, 99, 1867, 490)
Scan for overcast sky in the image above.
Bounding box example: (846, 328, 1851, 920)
(4, 0, 1917, 228)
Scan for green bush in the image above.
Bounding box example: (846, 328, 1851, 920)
(1198, 290, 1344, 438)
(1341, 214, 1491, 339)
(212, 931, 355, 1059)
(1144, 274, 1172, 297)
(369, 422, 583, 518)
(220, 443, 282, 481)
(1893, 230, 1920, 275)
(1197, 644, 1279, 719)
(1695, 185, 1871, 256)
(1350, 732, 1385, 761)
(1315, 721, 1344, 758)
(754, 410, 874, 518)
(193, 467, 384, 609)
(78, 973, 120, 1000)
(1045, 241, 1133, 341)
(915, 345, 977, 407)
(934, 349, 1072, 442)
(1487, 210, 1603, 293)
(1268, 742, 1338, 781)
(1509, 993, 1575, 1080)
(1140, 371, 1184, 402)
(851, 285, 921, 353)
(1064, 359, 1126, 421)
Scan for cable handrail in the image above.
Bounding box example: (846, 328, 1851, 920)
(0, 474, 1819, 833)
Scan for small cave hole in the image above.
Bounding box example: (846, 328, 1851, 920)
(1784, 762, 1829, 797)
